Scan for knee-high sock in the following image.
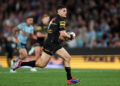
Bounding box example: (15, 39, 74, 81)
(21, 61, 36, 67)
(65, 67, 72, 80)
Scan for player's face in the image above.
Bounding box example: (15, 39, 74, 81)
(42, 16, 50, 25)
(26, 18, 33, 25)
(58, 8, 67, 18)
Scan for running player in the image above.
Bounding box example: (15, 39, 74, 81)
(29, 14, 50, 59)
(29, 14, 50, 71)
(12, 6, 80, 84)
(10, 16, 35, 72)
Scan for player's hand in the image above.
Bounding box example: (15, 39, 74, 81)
(69, 32, 76, 40)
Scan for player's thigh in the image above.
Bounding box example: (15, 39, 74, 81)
(34, 46, 43, 60)
(34, 46, 41, 55)
(36, 51, 51, 67)
(19, 48, 28, 57)
(55, 47, 71, 61)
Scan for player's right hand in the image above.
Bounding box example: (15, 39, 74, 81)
(69, 32, 76, 40)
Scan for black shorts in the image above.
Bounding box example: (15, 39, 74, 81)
(43, 41, 62, 55)
(34, 39, 44, 47)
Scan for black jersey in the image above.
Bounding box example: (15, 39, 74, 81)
(46, 15, 66, 42)
(34, 23, 47, 46)
(43, 15, 66, 55)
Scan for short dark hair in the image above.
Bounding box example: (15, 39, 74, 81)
(56, 5, 66, 12)
(42, 14, 49, 18)
(26, 16, 33, 19)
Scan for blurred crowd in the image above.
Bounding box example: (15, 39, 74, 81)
(0, 0, 120, 51)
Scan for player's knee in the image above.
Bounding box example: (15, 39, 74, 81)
(67, 55, 71, 61)
(39, 64, 46, 68)
(64, 55, 71, 62)
(23, 53, 27, 58)
(35, 51, 40, 57)
(35, 62, 46, 68)
(20, 51, 27, 58)
(20, 53, 26, 59)
(35, 62, 40, 67)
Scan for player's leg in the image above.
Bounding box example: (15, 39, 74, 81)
(34, 46, 42, 60)
(12, 43, 27, 63)
(55, 48, 72, 78)
(7, 52, 12, 67)
(16, 41, 52, 68)
(30, 46, 42, 72)
(55, 47, 80, 84)
(10, 48, 28, 72)
(19, 51, 51, 68)
(10, 48, 27, 69)
(19, 48, 28, 59)
(13, 48, 27, 62)
(35, 51, 51, 68)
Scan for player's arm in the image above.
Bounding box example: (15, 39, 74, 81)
(59, 21, 75, 40)
(59, 30, 75, 40)
(30, 32, 37, 40)
(12, 25, 21, 44)
(12, 27, 19, 35)
(36, 32, 47, 38)
(36, 26, 47, 38)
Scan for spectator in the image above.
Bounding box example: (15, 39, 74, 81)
(5, 35, 16, 67)
(76, 26, 89, 47)
(0, 0, 119, 49)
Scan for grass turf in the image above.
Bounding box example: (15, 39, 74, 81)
(0, 68, 120, 86)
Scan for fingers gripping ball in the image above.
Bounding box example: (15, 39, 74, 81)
(69, 32, 76, 39)
(64, 32, 76, 41)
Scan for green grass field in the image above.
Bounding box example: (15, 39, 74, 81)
(0, 68, 120, 86)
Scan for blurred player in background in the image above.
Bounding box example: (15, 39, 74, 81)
(6, 35, 16, 67)
(11, 5, 80, 85)
(29, 14, 50, 71)
(10, 16, 35, 72)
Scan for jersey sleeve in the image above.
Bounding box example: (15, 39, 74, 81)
(59, 18, 66, 31)
(36, 26, 43, 32)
